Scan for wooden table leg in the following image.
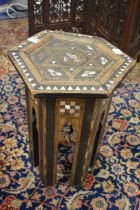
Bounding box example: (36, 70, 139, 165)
(25, 87, 37, 166)
(70, 98, 94, 186)
(26, 90, 57, 185)
(90, 95, 113, 168)
(81, 99, 104, 180)
(44, 97, 57, 186)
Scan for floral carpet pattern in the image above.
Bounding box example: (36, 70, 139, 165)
(0, 19, 140, 209)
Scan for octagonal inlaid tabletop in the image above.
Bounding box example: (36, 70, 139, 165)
(8, 30, 136, 97)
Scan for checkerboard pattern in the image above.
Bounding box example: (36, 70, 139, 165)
(59, 101, 81, 117)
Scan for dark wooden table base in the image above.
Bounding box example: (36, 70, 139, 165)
(26, 87, 112, 186)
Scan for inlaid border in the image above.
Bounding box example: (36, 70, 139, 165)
(8, 30, 136, 96)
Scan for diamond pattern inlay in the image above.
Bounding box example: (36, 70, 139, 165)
(8, 31, 135, 96)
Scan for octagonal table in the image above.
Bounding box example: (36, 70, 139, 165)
(8, 30, 136, 186)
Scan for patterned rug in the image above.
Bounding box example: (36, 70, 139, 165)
(0, 19, 140, 210)
(0, 18, 28, 54)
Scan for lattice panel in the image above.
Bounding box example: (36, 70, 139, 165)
(98, 0, 130, 43)
(49, 0, 71, 23)
(33, 0, 43, 25)
(28, 0, 140, 57)
(75, 0, 84, 21)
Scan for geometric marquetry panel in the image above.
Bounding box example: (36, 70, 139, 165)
(59, 100, 81, 118)
(8, 30, 136, 97)
(56, 98, 85, 144)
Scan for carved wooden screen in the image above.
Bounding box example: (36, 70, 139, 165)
(28, 0, 86, 36)
(85, 0, 140, 57)
(28, 0, 140, 58)
(86, 0, 132, 46)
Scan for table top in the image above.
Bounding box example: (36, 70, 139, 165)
(8, 30, 136, 97)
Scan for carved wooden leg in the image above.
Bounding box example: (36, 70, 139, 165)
(90, 95, 112, 168)
(44, 97, 57, 185)
(35, 97, 58, 186)
(80, 99, 104, 181)
(71, 99, 95, 185)
(35, 98, 44, 181)
(25, 87, 38, 166)
(31, 107, 39, 166)
(26, 91, 57, 185)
